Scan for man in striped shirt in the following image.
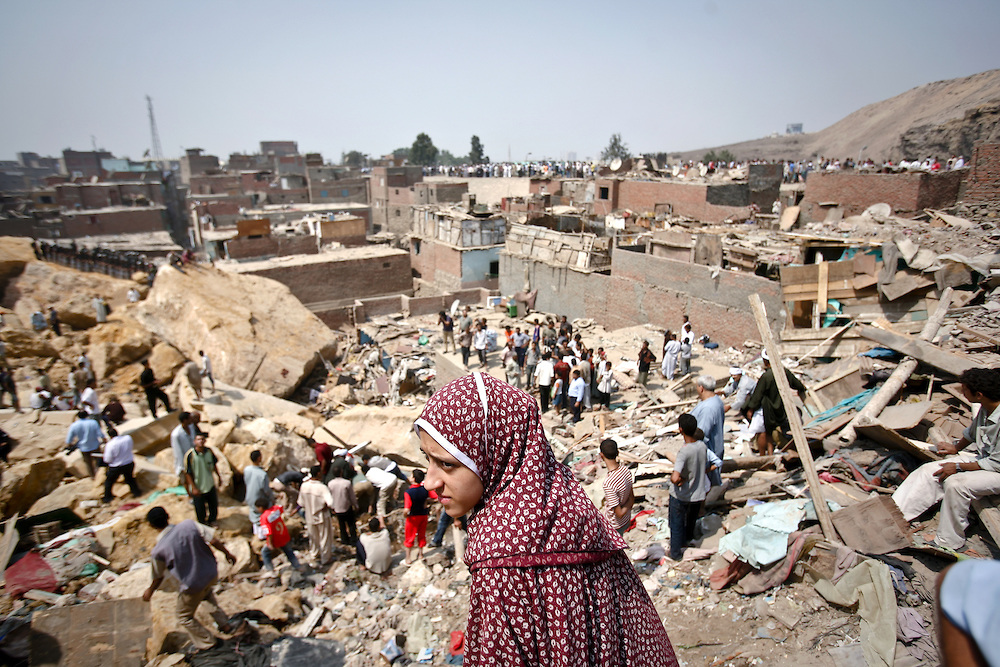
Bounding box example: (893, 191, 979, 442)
(600, 438, 634, 535)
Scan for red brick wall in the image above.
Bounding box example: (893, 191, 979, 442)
(801, 170, 964, 220)
(411, 239, 462, 289)
(190, 174, 241, 196)
(225, 235, 318, 260)
(590, 179, 749, 223)
(965, 143, 1000, 203)
(244, 252, 412, 305)
(61, 208, 166, 237)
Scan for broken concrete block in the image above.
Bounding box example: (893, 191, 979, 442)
(31, 597, 150, 667)
(0, 458, 67, 519)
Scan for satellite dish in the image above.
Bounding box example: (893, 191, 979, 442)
(449, 299, 460, 317)
(863, 203, 892, 219)
(610, 158, 622, 172)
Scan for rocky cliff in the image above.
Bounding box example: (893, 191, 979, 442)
(130, 263, 338, 398)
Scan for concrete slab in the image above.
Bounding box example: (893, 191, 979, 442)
(30, 597, 150, 666)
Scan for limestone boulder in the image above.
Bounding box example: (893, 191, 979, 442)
(147, 591, 189, 658)
(223, 419, 313, 478)
(0, 458, 67, 519)
(0, 237, 36, 294)
(3, 409, 78, 462)
(319, 405, 423, 467)
(88, 318, 156, 380)
(27, 477, 97, 516)
(149, 342, 186, 383)
(4, 261, 132, 331)
(0, 328, 58, 359)
(130, 265, 338, 398)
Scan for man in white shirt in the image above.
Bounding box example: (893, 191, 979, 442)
(170, 411, 196, 484)
(364, 463, 398, 527)
(103, 428, 141, 502)
(79, 380, 100, 415)
(199, 350, 215, 392)
(534, 351, 555, 413)
(568, 369, 587, 423)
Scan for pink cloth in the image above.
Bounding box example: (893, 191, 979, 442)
(416, 372, 677, 666)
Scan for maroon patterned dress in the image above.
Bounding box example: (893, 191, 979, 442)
(415, 372, 678, 666)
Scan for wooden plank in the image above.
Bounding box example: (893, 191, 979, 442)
(856, 324, 976, 376)
(877, 400, 933, 430)
(972, 499, 1000, 548)
(0, 513, 20, 584)
(749, 294, 837, 542)
(815, 261, 829, 329)
(956, 324, 1000, 347)
(881, 271, 936, 302)
(854, 421, 940, 461)
(794, 321, 855, 363)
(831, 496, 912, 554)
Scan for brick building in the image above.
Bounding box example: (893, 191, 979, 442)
(60, 149, 113, 179)
(179, 148, 221, 185)
(964, 143, 1000, 204)
(590, 178, 753, 223)
(500, 238, 784, 348)
(370, 165, 424, 233)
(225, 245, 412, 311)
(800, 169, 965, 221)
(410, 207, 504, 290)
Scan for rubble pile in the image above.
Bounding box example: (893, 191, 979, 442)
(0, 231, 999, 666)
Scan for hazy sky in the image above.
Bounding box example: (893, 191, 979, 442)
(1, 0, 998, 164)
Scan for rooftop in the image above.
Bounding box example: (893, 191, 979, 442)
(220, 244, 406, 272)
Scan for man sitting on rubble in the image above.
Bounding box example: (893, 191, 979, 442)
(892, 368, 1000, 551)
(143, 506, 239, 652)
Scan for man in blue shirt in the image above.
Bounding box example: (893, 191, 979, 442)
(65, 411, 106, 478)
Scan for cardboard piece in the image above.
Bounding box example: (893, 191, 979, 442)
(877, 400, 933, 431)
(854, 421, 940, 462)
(30, 597, 150, 667)
(831, 496, 912, 555)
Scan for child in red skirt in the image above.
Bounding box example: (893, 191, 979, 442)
(404, 469, 437, 563)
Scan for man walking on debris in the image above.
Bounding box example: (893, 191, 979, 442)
(637, 340, 656, 386)
(299, 466, 336, 564)
(199, 350, 215, 393)
(438, 310, 455, 353)
(184, 434, 222, 525)
(364, 459, 399, 527)
(670, 414, 709, 560)
(65, 410, 106, 478)
(140, 359, 172, 417)
(143, 506, 239, 651)
(102, 427, 142, 503)
(600, 438, 634, 536)
(255, 498, 302, 577)
(328, 466, 359, 545)
(171, 411, 196, 484)
(892, 368, 1000, 551)
(244, 450, 272, 538)
(744, 350, 806, 456)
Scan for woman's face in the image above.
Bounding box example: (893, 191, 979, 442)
(419, 430, 484, 518)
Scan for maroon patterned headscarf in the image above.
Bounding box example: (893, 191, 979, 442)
(416, 373, 678, 666)
(415, 372, 625, 565)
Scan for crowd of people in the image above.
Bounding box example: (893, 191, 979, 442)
(33, 239, 157, 280)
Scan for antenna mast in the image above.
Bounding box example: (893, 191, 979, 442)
(146, 95, 165, 171)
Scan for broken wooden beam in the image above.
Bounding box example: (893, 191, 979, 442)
(855, 322, 974, 377)
(749, 294, 837, 542)
(841, 288, 954, 442)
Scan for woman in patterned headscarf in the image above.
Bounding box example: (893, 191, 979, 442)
(414, 372, 677, 666)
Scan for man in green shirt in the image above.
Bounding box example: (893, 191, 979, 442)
(185, 434, 222, 525)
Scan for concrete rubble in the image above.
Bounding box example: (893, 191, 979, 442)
(0, 230, 998, 667)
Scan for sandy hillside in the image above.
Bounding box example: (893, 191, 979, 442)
(676, 68, 1000, 162)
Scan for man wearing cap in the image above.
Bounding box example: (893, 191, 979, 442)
(721, 367, 756, 415)
(744, 350, 806, 455)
